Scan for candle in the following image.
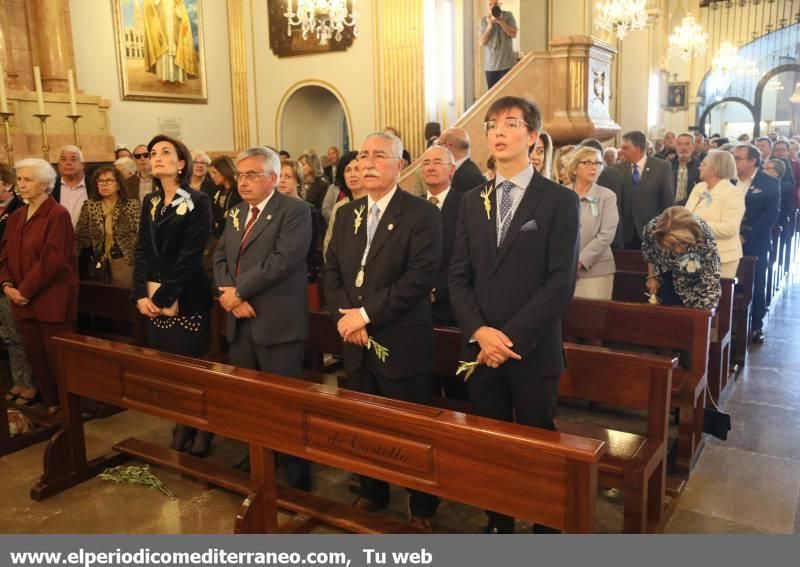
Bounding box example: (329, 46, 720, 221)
(67, 69, 77, 115)
(33, 66, 45, 115)
(0, 63, 8, 113)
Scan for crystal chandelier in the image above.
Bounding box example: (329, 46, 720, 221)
(285, 0, 359, 45)
(667, 13, 707, 61)
(712, 41, 738, 75)
(594, 0, 648, 40)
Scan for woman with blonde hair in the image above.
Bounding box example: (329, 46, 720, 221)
(553, 144, 576, 185)
(298, 151, 329, 213)
(641, 206, 721, 309)
(566, 147, 618, 299)
(685, 149, 745, 278)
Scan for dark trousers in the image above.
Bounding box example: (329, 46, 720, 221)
(18, 319, 73, 406)
(624, 232, 643, 250)
(749, 249, 769, 332)
(468, 365, 560, 531)
(229, 321, 310, 491)
(347, 365, 441, 518)
(485, 68, 511, 89)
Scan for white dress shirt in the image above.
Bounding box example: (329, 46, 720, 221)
(360, 186, 397, 323)
(59, 177, 88, 228)
(426, 186, 451, 210)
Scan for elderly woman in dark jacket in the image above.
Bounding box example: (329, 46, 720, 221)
(76, 166, 140, 287)
(134, 134, 213, 456)
(0, 158, 78, 415)
(641, 206, 721, 310)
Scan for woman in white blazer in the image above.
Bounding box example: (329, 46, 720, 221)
(685, 149, 746, 278)
(566, 146, 619, 299)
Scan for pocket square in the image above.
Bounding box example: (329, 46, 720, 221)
(520, 219, 538, 232)
(749, 188, 762, 194)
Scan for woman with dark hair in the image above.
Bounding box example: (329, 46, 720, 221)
(76, 166, 140, 287)
(133, 134, 213, 456)
(208, 156, 242, 238)
(298, 151, 329, 214)
(321, 150, 358, 223)
(0, 163, 33, 404)
(323, 152, 363, 257)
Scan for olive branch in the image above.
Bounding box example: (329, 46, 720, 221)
(367, 337, 390, 362)
(456, 360, 481, 382)
(98, 464, 175, 499)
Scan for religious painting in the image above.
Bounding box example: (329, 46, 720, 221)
(268, 0, 356, 58)
(112, 0, 208, 103)
(666, 82, 689, 111)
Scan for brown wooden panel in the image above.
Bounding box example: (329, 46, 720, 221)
(121, 373, 207, 419)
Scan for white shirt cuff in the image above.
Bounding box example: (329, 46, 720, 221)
(359, 307, 370, 324)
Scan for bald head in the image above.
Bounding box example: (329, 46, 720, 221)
(421, 145, 455, 195)
(438, 127, 470, 161)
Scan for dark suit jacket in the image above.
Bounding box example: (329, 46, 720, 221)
(52, 175, 98, 203)
(428, 188, 463, 325)
(670, 158, 701, 205)
(613, 156, 675, 244)
(323, 165, 336, 183)
(449, 172, 580, 377)
(322, 188, 442, 379)
(0, 197, 78, 323)
(133, 188, 212, 314)
(597, 166, 624, 249)
(452, 159, 487, 194)
(214, 191, 311, 345)
(741, 170, 780, 256)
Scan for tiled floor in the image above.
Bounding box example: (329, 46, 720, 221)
(1, 276, 799, 534)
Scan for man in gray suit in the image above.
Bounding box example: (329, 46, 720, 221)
(214, 146, 312, 490)
(613, 130, 675, 249)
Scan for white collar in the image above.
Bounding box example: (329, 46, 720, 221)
(426, 186, 451, 208)
(634, 155, 647, 172)
(367, 185, 398, 213)
(63, 176, 86, 191)
(495, 164, 535, 190)
(247, 190, 274, 214)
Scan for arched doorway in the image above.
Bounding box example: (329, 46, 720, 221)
(753, 64, 800, 137)
(277, 82, 352, 158)
(696, 97, 756, 139)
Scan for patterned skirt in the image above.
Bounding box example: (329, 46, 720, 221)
(146, 312, 209, 358)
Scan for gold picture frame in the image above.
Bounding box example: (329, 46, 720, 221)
(665, 82, 689, 112)
(112, 0, 208, 104)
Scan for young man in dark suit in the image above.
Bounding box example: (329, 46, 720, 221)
(214, 146, 313, 489)
(449, 96, 580, 533)
(735, 144, 780, 344)
(322, 132, 443, 531)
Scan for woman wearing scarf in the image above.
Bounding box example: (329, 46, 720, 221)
(566, 146, 619, 300)
(133, 134, 213, 457)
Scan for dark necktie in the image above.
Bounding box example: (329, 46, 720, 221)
(236, 206, 260, 276)
(497, 180, 515, 247)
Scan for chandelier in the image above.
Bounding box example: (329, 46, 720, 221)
(667, 13, 707, 61)
(285, 0, 359, 45)
(594, 0, 648, 40)
(712, 41, 738, 75)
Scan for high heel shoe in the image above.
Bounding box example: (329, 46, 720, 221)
(170, 424, 196, 452)
(189, 430, 214, 458)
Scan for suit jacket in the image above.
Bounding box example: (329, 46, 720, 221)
(133, 187, 212, 314)
(449, 172, 580, 377)
(0, 197, 78, 323)
(452, 159, 487, 194)
(214, 191, 311, 346)
(597, 166, 624, 248)
(613, 157, 675, 243)
(569, 183, 618, 278)
(740, 170, 780, 256)
(322, 188, 442, 379)
(428, 189, 463, 325)
(75, 198, 141, 265)
(685, 179, 746, 264)
(671, 158, 701, 205)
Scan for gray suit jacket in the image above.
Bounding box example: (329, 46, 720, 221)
(568, 183, 618, 278)
(213, 191, 312, 346)
(613, 156, 675, 244)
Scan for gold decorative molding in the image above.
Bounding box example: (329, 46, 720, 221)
(227, 0, 250, 150)
(249, 0, 260, 145)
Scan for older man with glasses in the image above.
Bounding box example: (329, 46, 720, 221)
(132, 144, 154, 201)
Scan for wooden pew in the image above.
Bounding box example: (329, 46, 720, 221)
(305, 311, 678, 533)
(35, 333, 605, 534)
(76, 282, 146, 345)
(611, 270, 733, 406)
(563, 299, 712, 473)
(767, 224, 782, 307)
(731, 257, 756, 372)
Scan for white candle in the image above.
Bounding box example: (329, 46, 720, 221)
(67, 69, 77, 115)
(33, 66, 45, 115)
(0, 63, 8, 113)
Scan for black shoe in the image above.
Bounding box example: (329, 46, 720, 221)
(189, 430, 214, 458)
(170, 425, 196, 452)
(752, 329, 765, 344)
(233, 454, 251, 473)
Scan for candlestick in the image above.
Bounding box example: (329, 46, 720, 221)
(33, 113, 50, 161)
(33, 66, 45, 115)
(67, 114, 82, 148)
(0, 111, 14, 164)
(67, 69, 77, 116)
(0, 63, 8, 114)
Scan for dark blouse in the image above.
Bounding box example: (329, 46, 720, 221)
(210, 183, 242, 238)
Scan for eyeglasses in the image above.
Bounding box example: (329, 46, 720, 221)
(578, 160, 603, 167)
(422, 159, 452, 167)
(96, 179, 117, 186)
(134, 152, 150, 160)
(483, 117, 531, 134)
(356, 151, 401, 162)
(236, 172, 272, 181)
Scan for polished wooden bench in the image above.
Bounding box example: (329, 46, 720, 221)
(731, 256, 756, 372)
(34, 334, 605, 534)
(76, 281, 145, 345)
(767, 224, 782, 307)
(563, 298, 713, 473)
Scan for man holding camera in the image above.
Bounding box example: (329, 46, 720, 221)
(480, 0, 518, 89)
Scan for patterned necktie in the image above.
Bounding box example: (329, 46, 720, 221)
(497, 180, 515, 247)
(367, 204, 380, 246)
(428, 195, 440, 207)
(236, 206, 260, 276)
(632, 164, 641, 188)
(676, 165, 688, 202)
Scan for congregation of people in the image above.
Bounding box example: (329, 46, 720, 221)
(1, 91, 799, 533)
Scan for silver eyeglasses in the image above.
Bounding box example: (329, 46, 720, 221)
(483, 117, 531, 134)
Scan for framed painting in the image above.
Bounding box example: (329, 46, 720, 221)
(665, 82, 689, 111)
(112, 0, 208, 103)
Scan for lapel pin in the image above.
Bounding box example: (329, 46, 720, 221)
(266, 214, 272, 221)
(388, 223, 394, 231)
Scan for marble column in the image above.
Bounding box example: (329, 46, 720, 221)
(27, 0, 70, 91)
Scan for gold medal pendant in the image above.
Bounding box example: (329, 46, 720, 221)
(355, 268, 365, 288)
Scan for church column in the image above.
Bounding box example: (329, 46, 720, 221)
(0, 0, 18, 82)
(27, 0, 70, 91)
